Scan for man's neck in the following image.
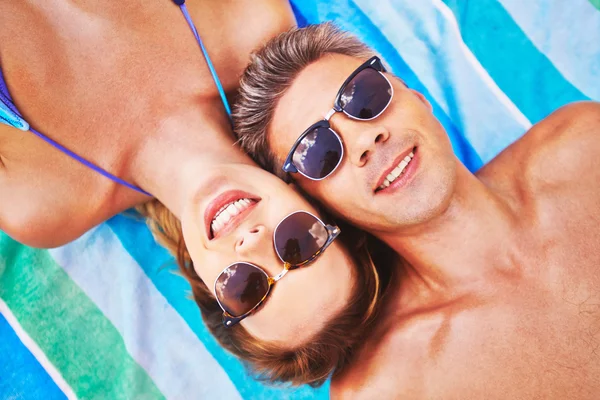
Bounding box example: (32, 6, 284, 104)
(378, 162, 523, 302)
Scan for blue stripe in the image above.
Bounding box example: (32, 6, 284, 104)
(0, 313, 67, 400)
(106, 214, 328, 400)
(290, 0, 482, 171)
(290, 2, 309, 28)
(442, 0, 590, 123)
(498, 0, 600, 101)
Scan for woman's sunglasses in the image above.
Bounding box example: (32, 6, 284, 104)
(282, 56, 394, 181)
(214, 210, 340, 327)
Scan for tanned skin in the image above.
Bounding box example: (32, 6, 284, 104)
(0, 0, 295, 247)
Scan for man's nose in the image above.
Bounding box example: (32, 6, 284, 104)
(335, 118, 390, 167)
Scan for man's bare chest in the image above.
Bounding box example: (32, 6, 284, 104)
(346, 255, 600, 400)
(382, 277, 600, 399)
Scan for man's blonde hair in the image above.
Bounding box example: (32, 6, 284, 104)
(233, 23, 375, 177)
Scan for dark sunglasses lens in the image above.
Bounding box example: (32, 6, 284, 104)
(215, 263, 269, 317)
(340, 68, 392, 119)
(274, 212, 329, 265)
(292, 127, 342, 179)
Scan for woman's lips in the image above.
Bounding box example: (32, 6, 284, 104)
(204, 190, 261, 240)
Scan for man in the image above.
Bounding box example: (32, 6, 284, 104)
(233, 23, 600, 399)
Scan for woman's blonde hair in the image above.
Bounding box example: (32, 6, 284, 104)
(137, 198, 394, 387)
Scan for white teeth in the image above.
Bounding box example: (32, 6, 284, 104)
(377, 151, 415, 191)
(212, 220, 223, 232)
(210, 198, 255, 237)
(234, 201, 245, 212)
(221, 210, 232, 222)
(225, 203, 238, 217)
(219, 212, 228, 223)
(396, 159, 409, 173)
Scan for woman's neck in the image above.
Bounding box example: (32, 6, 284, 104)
(129, 106, 254, 218)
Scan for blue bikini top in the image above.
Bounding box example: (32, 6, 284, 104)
(0, 0, 232, 196)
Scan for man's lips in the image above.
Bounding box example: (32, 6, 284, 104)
(204, 190, 261, 240)
(374, 146, 417, 192)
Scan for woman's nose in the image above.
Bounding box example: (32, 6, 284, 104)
(235, 224, 270, 256)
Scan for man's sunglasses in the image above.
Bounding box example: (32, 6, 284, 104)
(282, 56, 394, 181)
(214, 210, 340, 327)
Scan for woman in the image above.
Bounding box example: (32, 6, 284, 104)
(145, 164, 392, 386)
(0, 0, 295, 247)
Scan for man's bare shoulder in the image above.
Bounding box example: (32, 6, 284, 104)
(477, 102, 600, 194)
(330, 319, 434, 400)
(330, 342, 416, 400)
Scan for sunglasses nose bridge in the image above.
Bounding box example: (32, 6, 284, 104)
(324, 107, 338, 121)
(272, 263, 291, 282)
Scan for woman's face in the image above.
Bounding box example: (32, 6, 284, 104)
(180, 165, 356, 347)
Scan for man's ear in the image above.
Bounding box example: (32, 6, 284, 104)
(410, 89, 433, 112)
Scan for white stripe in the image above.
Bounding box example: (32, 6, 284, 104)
(49, 226, 241, 400)
(431, 0, 532, 128)
(498, 0, 600, 101)
(352, 0, 532, 163)
(0, 298, 78, 400)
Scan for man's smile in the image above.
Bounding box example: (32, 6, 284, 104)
(374, 146, 418, 193)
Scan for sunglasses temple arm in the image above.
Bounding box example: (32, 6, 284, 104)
(222, 312, 244, 327)
(327, 224, 341, 237)
(282, 161, 298, 173)
(322, 225, 341, 252)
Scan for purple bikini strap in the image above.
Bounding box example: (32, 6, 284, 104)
(0, 49, 152, 197)
(0, 66, 12, 101)
(0, 0, 227, 198)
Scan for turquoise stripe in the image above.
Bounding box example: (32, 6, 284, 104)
(498, 0, 600, 101)
(590, 0, 600, 11)
(106, 214, 328, 399)
(0, 314, 67, 400)
(442, 0, 590, 123)
(0, 232, 164, 400)
(291, 0, 482, 171)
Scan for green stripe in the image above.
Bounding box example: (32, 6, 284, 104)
(589, 0, 600, 11)
(0, 233, 164, 400)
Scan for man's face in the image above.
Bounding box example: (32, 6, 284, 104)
(269, 53, 458, 234)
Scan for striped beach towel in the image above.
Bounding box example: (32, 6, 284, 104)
(2, 1, 599, 398)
